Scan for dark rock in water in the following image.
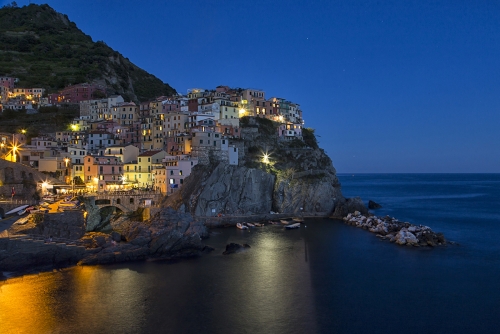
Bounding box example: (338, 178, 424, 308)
(332, 197, 369, 217)
(202, 245, 215, 253)
(223, 243, 250, 255)
(368, 200, 382, 209)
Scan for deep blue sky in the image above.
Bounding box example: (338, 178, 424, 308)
(4, 0, 500, 173)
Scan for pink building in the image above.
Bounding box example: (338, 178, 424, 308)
(59, 83, 106, 103)
(0, 77, 16, 90)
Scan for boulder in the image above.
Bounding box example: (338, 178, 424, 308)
(368, 200, 382, 209)
(395, 230, 419, 246)
(222, 243, 250, 255)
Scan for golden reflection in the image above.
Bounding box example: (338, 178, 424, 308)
(0, 272, 61, 333)
(0, 265, 148, 333)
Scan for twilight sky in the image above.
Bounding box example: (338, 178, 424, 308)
(5, 0, 500, 173)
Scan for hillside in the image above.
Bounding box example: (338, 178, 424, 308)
(0, 3, 176, 102)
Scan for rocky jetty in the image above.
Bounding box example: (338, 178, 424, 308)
(343, 211, 447, 247)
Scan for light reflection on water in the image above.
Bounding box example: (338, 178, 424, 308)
(0, 226, 317, 334)
(2, 173, 500, 333)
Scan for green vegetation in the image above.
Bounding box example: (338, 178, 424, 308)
(0, 3, 176, 101)
(302, 128, 319, 149)
(0, 105, 78, 134)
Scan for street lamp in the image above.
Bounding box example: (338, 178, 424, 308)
(42, 181, 49, 196)
(262, 153, 270, 164)
(11, 145, 18, 162)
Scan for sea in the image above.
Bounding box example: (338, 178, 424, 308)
(0, 173, 499, 334)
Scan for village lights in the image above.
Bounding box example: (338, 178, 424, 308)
(64, 157, 70, 167)
(21, 129, 26, 134)
(71, 124, 78, 131)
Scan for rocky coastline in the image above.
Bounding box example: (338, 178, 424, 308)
(0, 208, 211, 276)
(343, 211, 448, 247)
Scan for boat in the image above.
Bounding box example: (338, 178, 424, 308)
(254, 223, 264, 227)
(280, 220, 290, 225)
(59, 201, 79, 209)
(236, 223, 248, 230)
(42, 195, 56, 203)
(246, 223, 255, 228)
(5, 205, 29, 215)
(17, 209, 27, 216)
(292, 217, 304, 223)
(269, 220, 280, 225)
(285, 223, 301, 229)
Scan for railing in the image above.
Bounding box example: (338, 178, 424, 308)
(0, 199, 38, 205)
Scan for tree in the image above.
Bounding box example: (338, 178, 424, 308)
(73, 176, 84, 185)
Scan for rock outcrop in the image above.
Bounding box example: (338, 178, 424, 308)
(0, 208, 210, 273)
(368, 200, 382, 209)
(164, 117, 345, 217)
(77, 207, 210, 265)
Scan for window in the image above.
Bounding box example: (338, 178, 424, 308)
(179, 170, 183, 176)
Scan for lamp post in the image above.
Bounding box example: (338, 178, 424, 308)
(11, 145, 17, 162)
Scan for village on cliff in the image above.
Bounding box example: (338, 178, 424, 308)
(0, 78, 305, 196)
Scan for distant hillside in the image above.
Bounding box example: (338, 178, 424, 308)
(0, 3, 176, 102)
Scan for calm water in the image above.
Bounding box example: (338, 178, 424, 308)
(1, 174, 499, 334)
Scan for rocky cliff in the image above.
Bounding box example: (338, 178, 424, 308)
(165, 117, 350, 217)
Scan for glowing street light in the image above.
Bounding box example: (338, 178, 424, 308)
(42, 181, 49, 195)
(262, 153, 270, 164)
(11, 145, 18, 162)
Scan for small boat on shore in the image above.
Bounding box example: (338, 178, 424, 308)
(236, 223, 248, 230)
(269, 220, 280, 225)
(5, 205, 29, 215)
(280, 220, 290, 225)
(246, 223, 255, 228)
(59, 201, 79, 210)
(285, 223, 301, 229)
(17, 209, 27, 216)
(292, 217, 304, 223)
(254, 223, 264, 227)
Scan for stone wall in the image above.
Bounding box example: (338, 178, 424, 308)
(21, 211, 87, 239)
(0, 159, 63, 199)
